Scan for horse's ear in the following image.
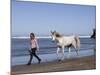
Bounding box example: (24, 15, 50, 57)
(50, 30, 52, 33)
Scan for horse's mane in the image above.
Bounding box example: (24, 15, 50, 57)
(55, 32, 62, 37)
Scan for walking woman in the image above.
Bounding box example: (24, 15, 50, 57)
(27, 33, 41, 65)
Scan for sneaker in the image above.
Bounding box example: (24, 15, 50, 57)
(38, 59, 41, 64)
(26, 63, 31, 65)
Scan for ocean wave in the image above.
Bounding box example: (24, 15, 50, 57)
(12, 35, 90, 39)
(12, 36, 51, 39)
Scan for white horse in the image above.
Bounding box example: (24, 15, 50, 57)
(51, 31, 80, 61)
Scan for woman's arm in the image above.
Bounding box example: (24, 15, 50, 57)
(35, 39, 39, 50)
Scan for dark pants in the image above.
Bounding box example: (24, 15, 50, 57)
(27, 48, 41, 64)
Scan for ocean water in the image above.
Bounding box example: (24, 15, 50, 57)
(11, 37, 95, 57)
(11, 37, 96, 65)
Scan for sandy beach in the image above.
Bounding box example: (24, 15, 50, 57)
(11, 55, 96, 75)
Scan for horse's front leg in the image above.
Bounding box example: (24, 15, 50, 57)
(76, 48, 80, 57)
(57, 47, 60, 60)
(61, 47, 65, 60)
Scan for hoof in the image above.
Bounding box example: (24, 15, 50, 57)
(67, 57, 70, 59)
(38, 59, 41, 64)
(58, 59, 62, 61)
(77, 55, 80, 58)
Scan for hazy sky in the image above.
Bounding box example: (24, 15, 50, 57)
(12, 0, 96, 36)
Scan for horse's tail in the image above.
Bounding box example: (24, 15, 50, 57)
(75, 36, 80, 49)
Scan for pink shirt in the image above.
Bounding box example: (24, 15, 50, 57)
(31, 39, 39, 48)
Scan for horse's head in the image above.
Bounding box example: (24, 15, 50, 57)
(51, 31, 56, 41)
(51, 31, 62, 41)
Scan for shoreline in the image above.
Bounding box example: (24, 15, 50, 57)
(11, 55, 96, 75)
(11, 49, 94, 66)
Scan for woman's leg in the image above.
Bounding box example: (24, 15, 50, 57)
(32, 48, 41, 63)
(27, 51, 33, 65)
(34, 52, 41, 63)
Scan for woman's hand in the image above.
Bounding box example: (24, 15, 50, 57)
(37, 47, 39, 51)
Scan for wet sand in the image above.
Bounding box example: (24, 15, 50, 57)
(11, 55, 96, 75)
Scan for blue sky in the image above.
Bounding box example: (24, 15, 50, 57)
(12, 0, 96, 36)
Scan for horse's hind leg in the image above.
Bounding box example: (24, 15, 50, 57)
(74, 46, 79, 56)
(74, 46, 80, 57)
(72, 41, 80, 57)
(68, 47, 71, 58)
(74, 48, 79, 57)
